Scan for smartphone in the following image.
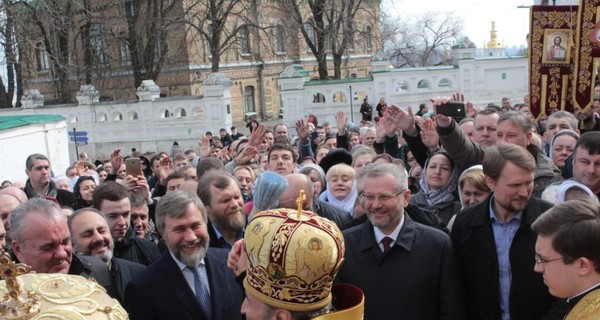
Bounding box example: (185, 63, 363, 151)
(125, 158, 142, 177)
(436, 101, 466, 120)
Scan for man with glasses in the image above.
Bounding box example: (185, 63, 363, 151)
(532, 198, 600, 318)
(335, 163, 464, 320)
(451, 143, 565, 320)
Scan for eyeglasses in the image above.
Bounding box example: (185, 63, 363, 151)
(360, 190, 406, 202)
(534, 254, 562, 265)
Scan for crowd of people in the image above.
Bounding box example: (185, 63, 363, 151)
(0, 93, 600, 319)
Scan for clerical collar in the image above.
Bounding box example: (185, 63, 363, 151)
(567, 281, 600, 303)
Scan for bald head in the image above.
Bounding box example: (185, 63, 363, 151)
(0, 194, 21, 232)
(0, 186, 27, 203)
(279, 174, 314, 210)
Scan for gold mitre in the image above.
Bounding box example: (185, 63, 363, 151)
(243, 190, 345, 312)
(0, 251, 128, 319)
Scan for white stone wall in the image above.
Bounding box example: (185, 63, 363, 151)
(0, 76, 233, 161)
(279, 53, 528, 126)
(0, 119, 70, 183)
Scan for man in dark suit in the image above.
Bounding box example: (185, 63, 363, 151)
(336, 163, 464, 320)
(124, 191, 242, 320)
(451, 144, 565, 320)
(68, 208, 146, 303)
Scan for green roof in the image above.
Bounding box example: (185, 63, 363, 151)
(0, 115, 66, 131)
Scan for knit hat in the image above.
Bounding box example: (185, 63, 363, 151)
(318, 148, 352, 174)
(243, 192, 345, 312)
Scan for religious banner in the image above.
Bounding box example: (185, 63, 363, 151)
(529, 6, 578, 118)
(572, 0, 600, 110)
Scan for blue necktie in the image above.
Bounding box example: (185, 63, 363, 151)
(188, 266, 212, 319)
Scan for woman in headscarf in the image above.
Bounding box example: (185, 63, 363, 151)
(299, 164, 326, 198)
(410, 151, 461, 226)
(248, 171, 288, 219)
(319, 164, 358, 217)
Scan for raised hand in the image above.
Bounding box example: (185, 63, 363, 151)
(199, 136, 211, 158)
(386, 105, 417, 136)
(227, 240, 248, 277)
(295, 119, 310, 143)
(430, 96, 453, 128)
(420, 119, 440, 150)
(110, 149, 123, 175)
(335, 111, 348, 135)
(248, 124, 266, 147)
(235, 146, 259, 165)
(158, 156, 174, 185)
(452, 93, 465, 102)
(375, 118, 387, 143)
(466, 101, 475, 117)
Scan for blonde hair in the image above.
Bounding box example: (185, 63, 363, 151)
(326, 164, 355, 181)
(458, 168, 490, 192)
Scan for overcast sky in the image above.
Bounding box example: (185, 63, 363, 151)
(384, 0, 533, 48)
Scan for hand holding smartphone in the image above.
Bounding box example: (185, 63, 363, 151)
(125, 158, 142, 177)
(435, 101, 466, 121)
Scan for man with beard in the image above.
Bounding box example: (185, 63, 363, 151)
(451, 144, 566, 319)
(68, 208, 145, 303)
(93, 181, 160, 266)
(197, 171, 246, 249)
(125, 191, 242, 320)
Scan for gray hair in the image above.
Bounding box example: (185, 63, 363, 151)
(498, 111, 532, 134)
(299, 164, 326, 187)
(358, 163, 407, 193)
(10, 198, 64, 243)
(25, 153, 49, 171)
(360, 127, 376, 139)
(155, 191, 207, 235)
(547, 111, 578, 131)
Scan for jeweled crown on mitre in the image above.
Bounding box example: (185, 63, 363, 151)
(243, 190, 345, 312)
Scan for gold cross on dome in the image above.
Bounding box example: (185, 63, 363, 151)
(0, 250, 31, 300)
(296, 189, 306, 219)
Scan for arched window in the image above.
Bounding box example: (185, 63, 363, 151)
(239, 26, 250, 54)
(97, 112, 107, 122)
(175, 108, 187, 117)
(113, 112, 123, 122)
(128, 111, 139, 120)
(365, 26, 373, 52)
(333, 91, 347, 103)
(244, 86, 255, 113)
(304, 19, 316, 45)
(417, 79, 430, 89)
(193, 107, 204, 118)
(395, 81, 409, 92)
(91, 23, 109, 64)
(36, 43, 50, 71)
(438, 78, 452, 88)
(68, 115, 78, 123)
(161, 109, 171, 118)
(275, 25, 285, 53)
(313, 93, 326, 103)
